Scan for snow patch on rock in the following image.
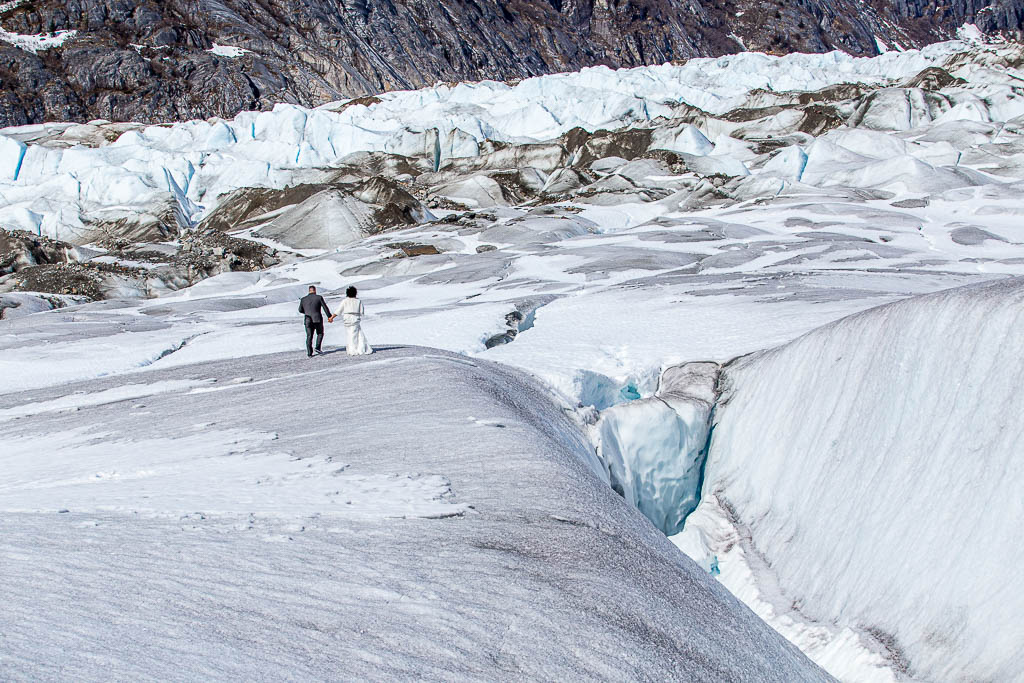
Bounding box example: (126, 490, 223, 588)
(208, 43, 250, 58)
(0, 28, 76, 53)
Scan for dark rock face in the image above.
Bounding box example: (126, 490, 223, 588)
(876, 0, 1024, 37)
(0, 0, 1018, 126)
(0, 228, 74, 274)
(0, 223, 279, 301)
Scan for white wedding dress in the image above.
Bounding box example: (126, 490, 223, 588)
(339, 297, 373, 355)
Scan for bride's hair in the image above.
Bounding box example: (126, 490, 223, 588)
(346, 286, 357, 298)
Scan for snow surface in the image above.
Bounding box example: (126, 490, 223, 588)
(3, 185, 1016, 678)
(253, 189, 373, 249)
(674, 277, 1024, 682)
(0, 28, 76, 54)
(0, 346, 826, 680)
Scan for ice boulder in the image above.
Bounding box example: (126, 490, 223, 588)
(932, 98, 991, 125)
(819, 155, 978, 193)
(541, 168, 587, 195)
(10, 147, 62, 186)
(800, 138, 871, 177)
(613, 158, 675, 186)
(683, 154, 750, 177)
(849, 88, 953, 131)
(651, 124, 715, 156)
(203, 121, 238, 150)
(253, 190, 374, 249)
(0, 205, 44, 235)
(596, 362, 718, 536)
(761, 146, 808, 181)
(822, 128, 908, 160)
(442, 128, 481, 159)
(589, 156, 629, 174)
(433, 174, 508, 208)
(797, 138, 973, 192)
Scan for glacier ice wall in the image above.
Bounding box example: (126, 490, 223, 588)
(699, 277, 1024, 681)
(596, 362, 718, 536)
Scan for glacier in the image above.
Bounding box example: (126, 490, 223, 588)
(0, 37, 1020, 243)
(2, 35, 1024, 683)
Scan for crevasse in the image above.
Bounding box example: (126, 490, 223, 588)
(609, 278, 1024, 682)
(594, 362, 718, 536)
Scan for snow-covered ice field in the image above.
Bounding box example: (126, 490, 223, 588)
(2, 36, 1024, 681)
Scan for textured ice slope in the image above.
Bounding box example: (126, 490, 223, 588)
(678, 277, 1024, 682)
(0, 346, 828, 680)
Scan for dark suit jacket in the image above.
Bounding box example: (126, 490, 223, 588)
(298, 293, 332, 323)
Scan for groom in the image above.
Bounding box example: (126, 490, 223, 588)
(298, 285, 335, 356)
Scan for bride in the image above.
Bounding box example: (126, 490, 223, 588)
(331, 286, 373, 355)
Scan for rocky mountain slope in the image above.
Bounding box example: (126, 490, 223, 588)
(0, 0, 1022, 126)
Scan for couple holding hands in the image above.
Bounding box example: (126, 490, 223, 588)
(298, 285, 373, 357)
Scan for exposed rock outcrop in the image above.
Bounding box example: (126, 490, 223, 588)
(0, 0, 1019, 127)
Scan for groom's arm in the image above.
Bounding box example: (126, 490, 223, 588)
(321, 297, 333, 319)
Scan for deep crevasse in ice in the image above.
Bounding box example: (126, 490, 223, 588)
(678, 277, 1024, 682)
(595, 362, 718, 536)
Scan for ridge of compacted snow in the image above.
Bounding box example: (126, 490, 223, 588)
(0, 346, 828, 681)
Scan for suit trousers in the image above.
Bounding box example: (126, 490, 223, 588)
(305, 316, 324, 355)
